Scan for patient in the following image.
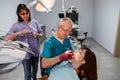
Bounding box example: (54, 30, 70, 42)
(48, 48, 86, 80)
(77, 47, 98, 80)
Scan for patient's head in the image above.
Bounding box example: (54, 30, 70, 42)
(71, 48, 86, 69)
(78, 47, 97, 80)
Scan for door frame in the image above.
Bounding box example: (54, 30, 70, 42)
(114, 10, 120, 57)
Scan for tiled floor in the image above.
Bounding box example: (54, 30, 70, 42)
(0, 38, 120, 80)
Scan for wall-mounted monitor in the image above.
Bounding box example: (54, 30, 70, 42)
(58, 12, 65, 18)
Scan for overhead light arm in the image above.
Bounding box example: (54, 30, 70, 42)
(27, 0, 37, 8)
(62, 0, 65, 11)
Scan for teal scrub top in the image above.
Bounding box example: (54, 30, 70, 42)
(41, 35, 73, 74)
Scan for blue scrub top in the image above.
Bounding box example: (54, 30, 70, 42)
(41, 35, 73, 74)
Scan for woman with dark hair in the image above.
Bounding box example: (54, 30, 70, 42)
(77, 47, 98, 80)
(5, 4, 43, 80)
(16, 4, 31, 22)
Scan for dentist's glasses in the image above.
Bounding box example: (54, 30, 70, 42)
(60, 25, 71, 33)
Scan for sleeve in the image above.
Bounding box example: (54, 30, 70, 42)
(6, 23, 18, 35)
(69, 41, 73, 50)
(41, 41, 53, 58)
(35, 20, 44, 35)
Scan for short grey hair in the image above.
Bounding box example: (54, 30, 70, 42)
(58, 17, 73, 28)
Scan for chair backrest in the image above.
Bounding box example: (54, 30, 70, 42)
(40, 57, 46, 76)
(39, 57, 49, 80)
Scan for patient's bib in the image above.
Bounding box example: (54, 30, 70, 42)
(48, 61, 80, 80)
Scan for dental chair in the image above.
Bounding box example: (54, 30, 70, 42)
(77, 32, 88, 48)
(38, 57, 48, 80)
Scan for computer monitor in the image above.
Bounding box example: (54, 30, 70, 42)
(58, 12, 65, 18)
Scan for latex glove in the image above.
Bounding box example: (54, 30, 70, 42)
(59, 50, 73, 61)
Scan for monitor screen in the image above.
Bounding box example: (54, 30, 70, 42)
(58, 13, 65, 18)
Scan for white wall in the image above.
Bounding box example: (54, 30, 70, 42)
(93, 0, 120, 54)
(35, 0, 94, 37)
(0, 0, 34, 35)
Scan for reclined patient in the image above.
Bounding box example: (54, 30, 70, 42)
(48, 47, 97, 80)
(75, 47, 98, 80)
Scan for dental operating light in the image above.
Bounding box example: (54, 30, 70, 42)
(27, 0, 55, 13)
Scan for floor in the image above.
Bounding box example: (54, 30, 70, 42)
(0, 38, 120, 80)
(86, 38, 120, 80)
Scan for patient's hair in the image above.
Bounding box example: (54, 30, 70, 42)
(78, 47, 97, 80)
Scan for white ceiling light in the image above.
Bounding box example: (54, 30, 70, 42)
(27, 0, 55, 13)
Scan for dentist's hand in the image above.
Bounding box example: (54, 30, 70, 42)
(59, 50, 73, 61)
